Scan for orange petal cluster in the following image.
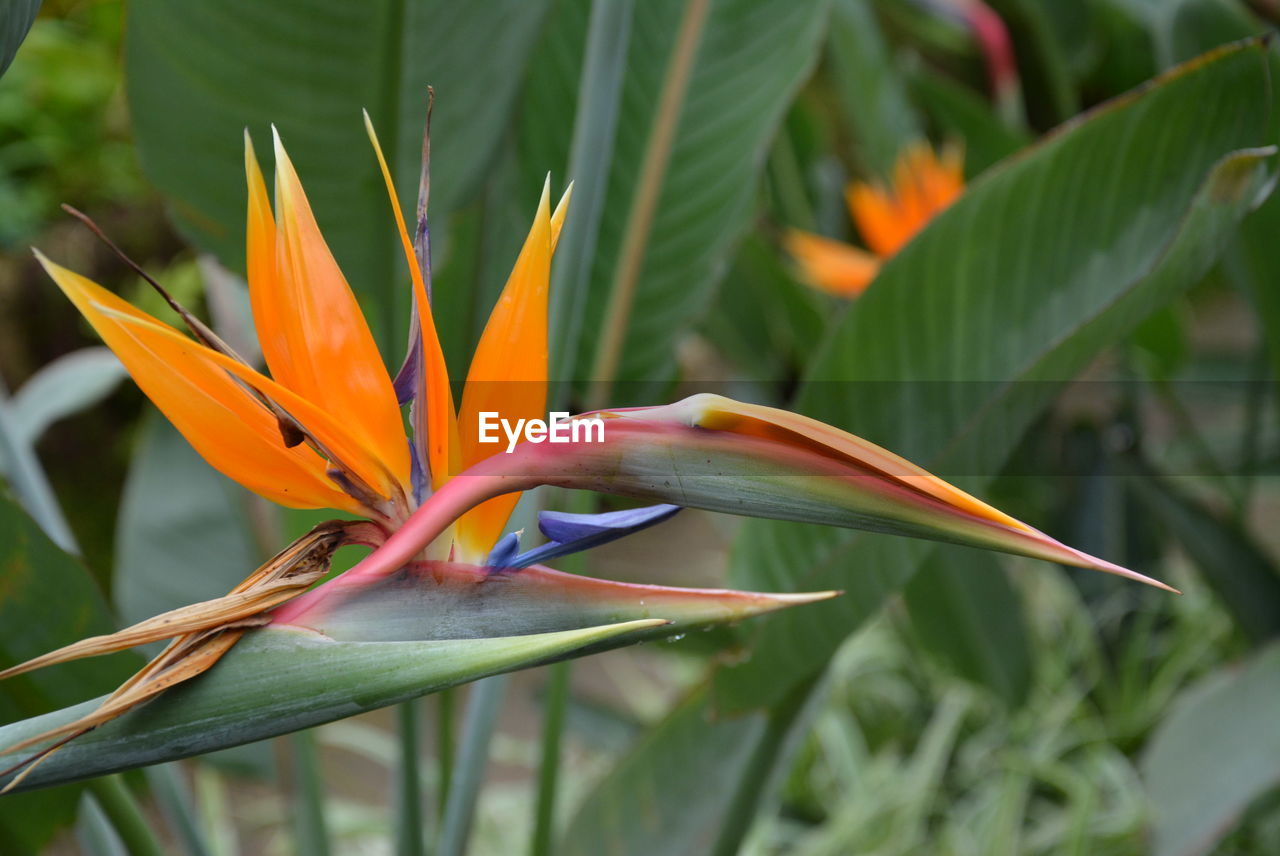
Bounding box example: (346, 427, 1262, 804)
(786, 142, 964, 297)
(40, 120, 570, 561)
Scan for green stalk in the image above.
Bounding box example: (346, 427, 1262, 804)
(708, 678, 818, 856)
(548, 0, 634, 386)
(588, 0, 712, 406)
(436, 687, 456, 819)
(539, 2, 634, 842)
(437, 674, 510, 856)
(87, 775, 167, 856)
(290, 730, 330, 856)
(530, 661, 572, 856)
(76, 793, 127, 856)
(144, 764, 213, 856)
(396, 699, 425, 856)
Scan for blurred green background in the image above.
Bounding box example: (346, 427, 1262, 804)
(2, 0, 1280, 854)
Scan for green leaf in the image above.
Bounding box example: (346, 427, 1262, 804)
(124, 0, 550, 349)
(718, 40, 1277, 711)
(697, 236, 830, 391)
(1123, 454, 1280, 644)
(0, 0, 39, 78)
(560, 688, 768, 856)
(511, 0, 828, 393)
(902, 551, 1032, 708)
(1142, 642, 1280, 856)
(0, 496, 138, 853)
(0, 620, 668, 792)
(5, 349, 125, 452)
(114, 415, 262, 627)
(1108, 0, 1259, 68)
(905, 62, 1031, 175)
(827, 0, 921, 179)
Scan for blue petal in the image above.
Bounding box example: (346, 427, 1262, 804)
(408, 439, 429, 505)
(485, 530, 522, 569)
(392, 320, 422, 405)
(509, 504, 681, 569)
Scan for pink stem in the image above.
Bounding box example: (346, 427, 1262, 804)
(273, 457, 542, 625)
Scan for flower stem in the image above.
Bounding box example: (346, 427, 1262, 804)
(530, 661, 571, 856)
(437, 675, 509, 856)
(436, 688, 455, 820)
(396, 700, 425, 856)
(86, 774, 166, 856)
(290, 730, 330, 856)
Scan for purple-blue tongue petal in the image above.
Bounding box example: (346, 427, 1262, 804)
(499, 504, 681, 569)
(485, 531, 522, 568)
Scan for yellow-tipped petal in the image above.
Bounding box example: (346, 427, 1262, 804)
(455, 179, 556, 557)
(37, 253, 361, 513)
(665, 394, 1037, 536)
(784, 229, 881, 297)
(550, 182, 573, 252)
(94, 300, 404, 510)
(361, 111, 459, 488)
(250, 128, 410, 497)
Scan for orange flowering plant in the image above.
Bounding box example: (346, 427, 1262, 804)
(785, 143, 965, 297)
(0, 117, 1170, 792)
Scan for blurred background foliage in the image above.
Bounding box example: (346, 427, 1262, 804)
(1, 0, 1280, 854)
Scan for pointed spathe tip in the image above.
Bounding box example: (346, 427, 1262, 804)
(763, 590, 843, 605)
(1085, 554, 1181, 594)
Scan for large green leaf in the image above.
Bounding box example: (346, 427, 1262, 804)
(1123, 454, 1280, 644)
(901, 551, 1032, 708)
(561, 689, 763, 856)
(0, 0, 39, 78)
(714, 40, 1276, 711)
(0, 621, 662, 792)
(124, 0, 550, 349)
(113, 415, 261, 627)
(510, 0, 828, 392)
(0, 555, 825, 792)
(1142, 642, 1280, 856)
(0, 496, 137, 853)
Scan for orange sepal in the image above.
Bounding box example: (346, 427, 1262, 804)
(249, 129, 410, 497)
(454, 179, 558, 558)
(847, 143, 965, 259)
(37, 252, 362, 514)
(361, 112, 459, 490)
(783, 229, 882, 297)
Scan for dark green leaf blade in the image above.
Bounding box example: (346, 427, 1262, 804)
(0, 621, 666, 792)
(1142, 642, 1280, 856)
(0, 0, 39, 78)
(902, 551, 1032, 707)
(0, 496, 138, 852)
(124, 0, 549, 348)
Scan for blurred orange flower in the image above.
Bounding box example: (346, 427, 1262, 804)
(785, 143, 964, 297)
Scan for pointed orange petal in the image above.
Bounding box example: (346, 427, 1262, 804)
(783, 229, 881, 297)
(847, 182, 909, 257)
(37, 253, 361, 513)
(455, 179, 556, 558)
(95, 301, 403, 510)
(258, 129, 410, 496)
(361, 112, 458, 489)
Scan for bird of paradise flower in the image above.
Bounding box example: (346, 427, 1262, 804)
(0, 117, 1171, 790)
(785, 142, 965, 297)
